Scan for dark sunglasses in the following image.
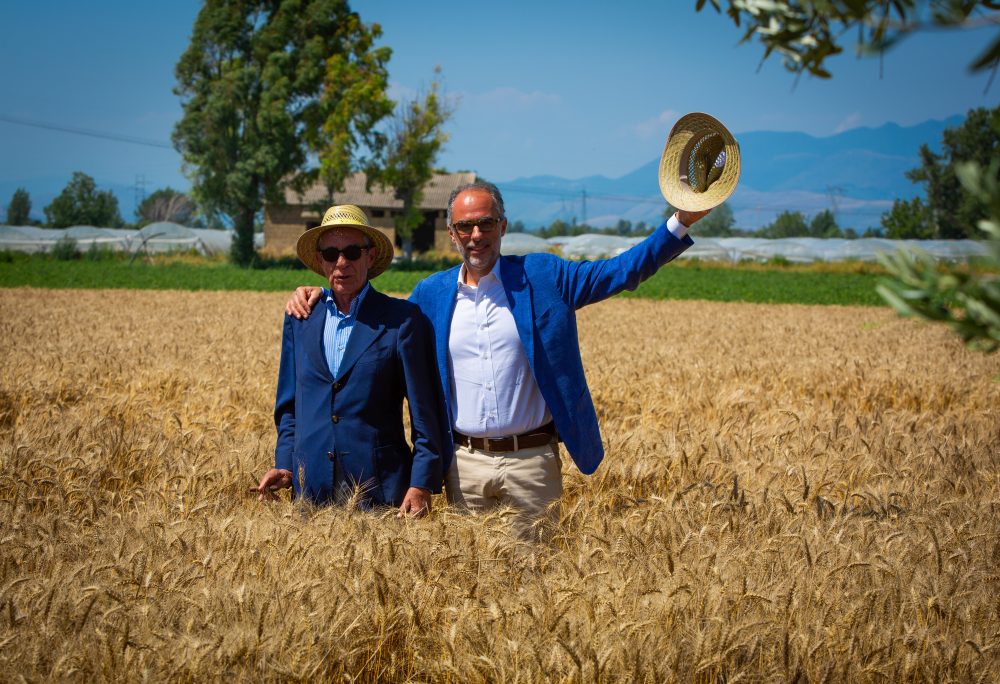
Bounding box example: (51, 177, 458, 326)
(317, 244, 370, 262)
(451, 217, 500, 236)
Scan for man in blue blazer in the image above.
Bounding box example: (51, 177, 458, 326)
(257, 205, 451, 516)
(286, 184, 707, 526)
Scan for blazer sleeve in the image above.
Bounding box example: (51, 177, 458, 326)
(554, 222, 693, 310)
(396, 307, 450, 492)
(273, 313, 296, 472)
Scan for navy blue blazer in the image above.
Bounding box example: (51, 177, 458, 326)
(273, 287, 451, 507)
(409, 222, 693, 475)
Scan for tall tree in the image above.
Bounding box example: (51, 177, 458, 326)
(6, 188, 31, 225)
(136, 188, 197, 226)
(173, 0, 392, 265)
(372, 70, 454, 260)
(759, 210, 809, 238)
(809, 209, 841, 238)
(698, 1, 1000, 78)
(906, 106, 1000, 239)
(882, 196, 933, 238)
(44, 172, 123, 228)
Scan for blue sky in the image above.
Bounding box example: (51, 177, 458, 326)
(0, 1, 996, 218)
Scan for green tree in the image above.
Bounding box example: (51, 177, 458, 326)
(759, 210, 809, 238)
(373, 70, 454, 260)
(508, 219, 526, 233)
(540, 219, 571, 238)
(136, 188, 197, 226)
(6, 188, 31, 225)
(906, 106, 1000, 239)
(44, 172, 123, 228)
(882, 196, 933, 238)
(809, 209, 842, 238)
(173, 0, 392, 265)
(698, 1, 1000, 79)
(878, 161, 1000, 351)
(696, 202, 736, 237)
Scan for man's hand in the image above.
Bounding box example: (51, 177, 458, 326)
(286, 286, 324, 320)
(677, 208, 712, 227)
(397, 487, 432, 518)
(257, 468, 292, 501)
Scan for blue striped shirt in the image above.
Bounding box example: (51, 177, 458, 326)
(323, 283, 370, 378)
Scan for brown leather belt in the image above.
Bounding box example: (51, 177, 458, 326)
(453, 422, 558, 453)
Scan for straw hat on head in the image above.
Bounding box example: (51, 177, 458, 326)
(296, 204, 394, 279)
(659, 112, 741, 212)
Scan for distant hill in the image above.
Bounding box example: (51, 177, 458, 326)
(2, 116, 962, 231)
(496, 116, 962, 232)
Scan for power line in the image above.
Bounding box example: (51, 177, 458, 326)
(0, 113, 173, 149)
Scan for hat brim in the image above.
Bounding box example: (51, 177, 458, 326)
(296, 222, 394, 280)
(659, 112, 741, 212)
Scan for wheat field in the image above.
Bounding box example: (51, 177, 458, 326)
(1, 287, 999, 682)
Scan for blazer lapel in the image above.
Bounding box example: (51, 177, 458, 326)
(499, 256, 535, 364)
(302, 305, 333, 382)
(335, 287, 386, 380)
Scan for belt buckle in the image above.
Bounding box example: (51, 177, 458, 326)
(485, 435, 516, 452)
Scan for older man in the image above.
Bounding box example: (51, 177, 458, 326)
(258, 205, 451, 516)
(287, 184, 707, 526)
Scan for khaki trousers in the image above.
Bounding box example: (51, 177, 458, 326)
(446, 442, 563, 532)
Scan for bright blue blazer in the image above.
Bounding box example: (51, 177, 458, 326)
(409, 222, 693, 475)
(274, 287, 451, 506)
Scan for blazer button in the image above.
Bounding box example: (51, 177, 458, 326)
(331, 415, 340, 423)
(328, 451, 335, 461)
(333, 381, 342, 390)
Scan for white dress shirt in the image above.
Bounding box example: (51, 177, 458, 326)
(448, 260, 550, 438)
(448, 214, 689, 438)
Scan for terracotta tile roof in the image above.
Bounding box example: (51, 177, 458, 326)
(282, 171, 476, 210)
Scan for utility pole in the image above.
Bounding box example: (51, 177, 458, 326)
(826, 184, 845, 225)
(581, 187, 587, 227)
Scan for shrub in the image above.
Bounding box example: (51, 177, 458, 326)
(51, 235, 80, 261)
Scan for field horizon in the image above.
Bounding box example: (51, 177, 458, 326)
(1, 288, 998, 680)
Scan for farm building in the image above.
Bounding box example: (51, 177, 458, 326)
(263, 171, 475, 256)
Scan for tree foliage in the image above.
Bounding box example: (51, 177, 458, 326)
(44, 172, 123, 228)
(6, 188, 31, 226)
(172, 0, 391, 265)
(878, 161, 1000, 352)
(136, 188, 197, 226)
(905, 106, 1000, 238)
(697, 203, 737, 237)
(882, 197, 933, 238)
(808, 209, 841, 237)
(697, 0, 1000, 78)
(372, 70, 453, 260)
(758, 210, 809, 238)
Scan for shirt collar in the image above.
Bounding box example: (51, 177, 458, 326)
(456, 258, 504, 290)
(325, 281, 371, 317)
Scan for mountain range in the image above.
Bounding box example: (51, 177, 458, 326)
(497, 116, 961, 231)
(1, 116, 961, 232)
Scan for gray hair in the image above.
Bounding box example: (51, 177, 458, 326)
(447, 180, 506, 225)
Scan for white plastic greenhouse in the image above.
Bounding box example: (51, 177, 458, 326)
(0, 223, 257, 256)
(0, 223, 989, 263)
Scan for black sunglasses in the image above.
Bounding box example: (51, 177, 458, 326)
(451, 217, 500, 236)
(317, 244, 370, 262)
